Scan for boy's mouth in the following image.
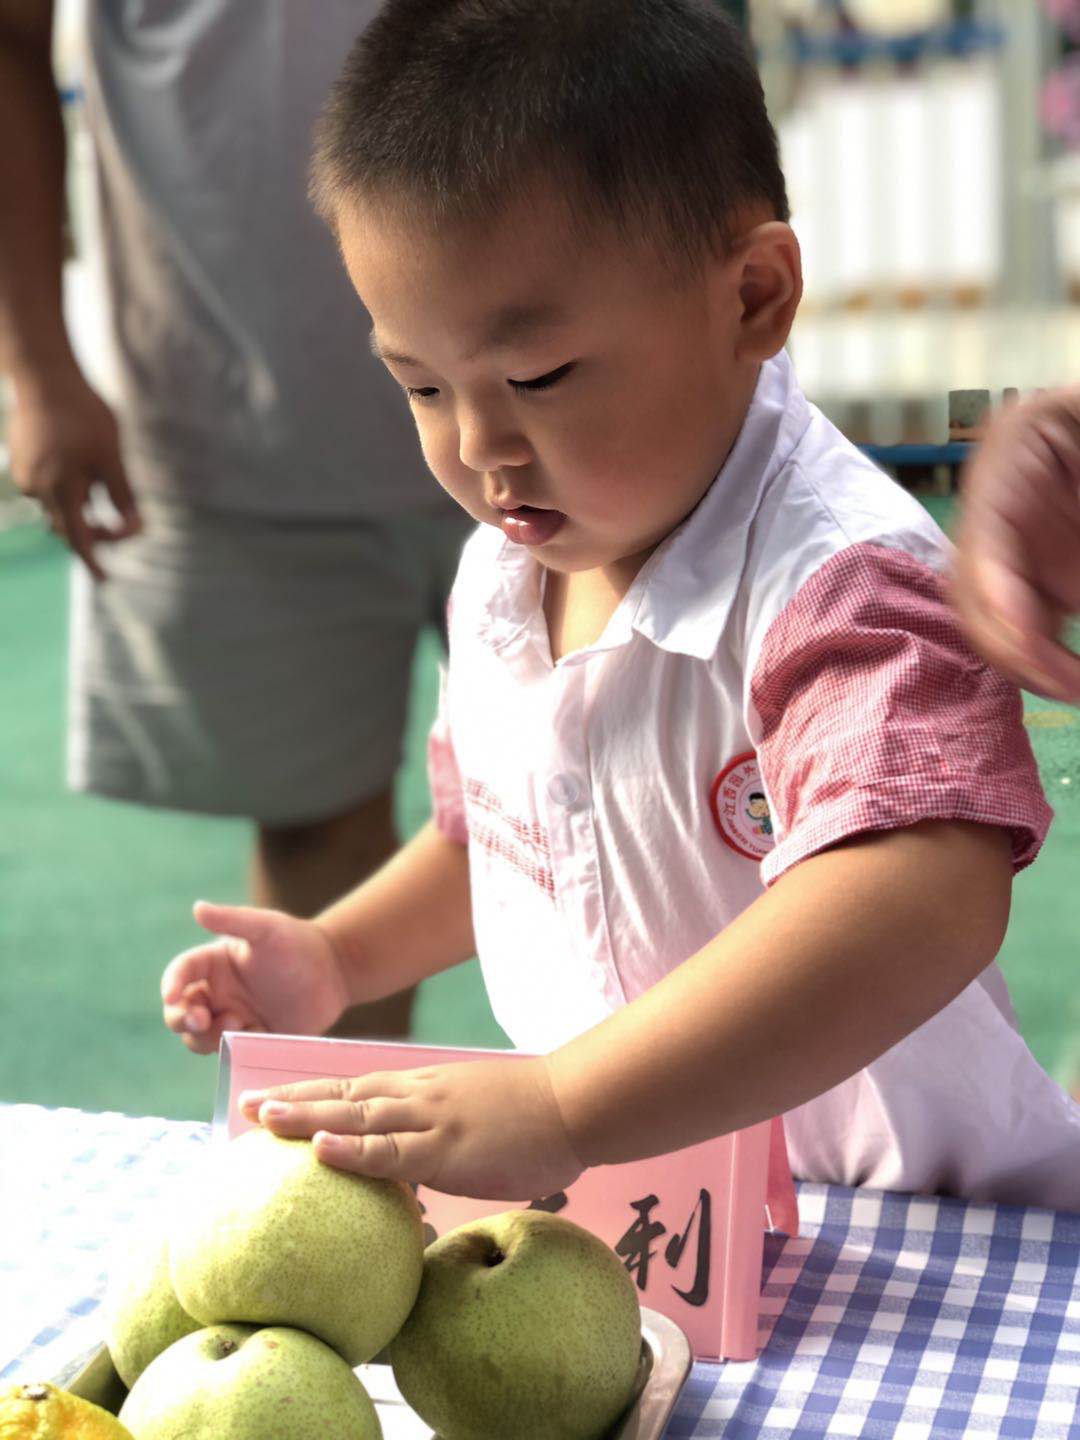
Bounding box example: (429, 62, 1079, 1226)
(499, 505, 566, 547)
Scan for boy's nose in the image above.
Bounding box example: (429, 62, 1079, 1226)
(457, 406, 531, 475)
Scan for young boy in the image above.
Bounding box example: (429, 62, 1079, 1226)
(162, 0, 1080, 1209)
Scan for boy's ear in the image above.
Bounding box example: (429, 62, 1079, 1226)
(726, 221, 803, 363)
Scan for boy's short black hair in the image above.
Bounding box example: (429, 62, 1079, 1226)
(311, 0, 789, 265)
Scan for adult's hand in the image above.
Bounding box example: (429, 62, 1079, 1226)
(8, 370, 141, 579)
(952, 387, 1080, 704)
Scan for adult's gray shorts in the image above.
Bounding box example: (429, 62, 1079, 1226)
(67, 496, 473, 826)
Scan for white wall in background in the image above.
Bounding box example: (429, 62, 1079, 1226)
(780, 58, 1002, 306)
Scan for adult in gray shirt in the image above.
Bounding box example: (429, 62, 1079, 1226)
(0, 1, 470, 1038)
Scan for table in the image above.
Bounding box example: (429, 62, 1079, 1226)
(5, 1104, 1080, 1438)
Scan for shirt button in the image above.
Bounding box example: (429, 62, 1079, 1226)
(547, 773, 581, 808)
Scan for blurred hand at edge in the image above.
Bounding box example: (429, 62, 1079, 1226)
(951, 386, 1080, 705)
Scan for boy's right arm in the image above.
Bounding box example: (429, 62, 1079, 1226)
(0, 2, 139, 575)
(161, 820, 474, 1054)
(317, 815, 475, 1004)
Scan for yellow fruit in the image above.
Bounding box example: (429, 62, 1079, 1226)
(0, 1383, 134, 1440)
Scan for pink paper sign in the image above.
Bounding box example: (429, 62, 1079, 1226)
(216, 1033, 797, 1361)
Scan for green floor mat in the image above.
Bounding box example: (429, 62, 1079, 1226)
(0, 525, 505, 1122)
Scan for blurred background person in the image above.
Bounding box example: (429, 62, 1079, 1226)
(0, 1, 472, 1040)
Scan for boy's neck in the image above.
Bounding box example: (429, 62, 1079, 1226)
(538, 413, 753, 661)
(542, 554, 648, 663)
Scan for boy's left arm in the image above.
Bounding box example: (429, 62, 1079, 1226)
(240, 814, 1011, 1197)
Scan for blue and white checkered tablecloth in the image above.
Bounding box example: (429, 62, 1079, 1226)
(4, 1103, 1080, 1438)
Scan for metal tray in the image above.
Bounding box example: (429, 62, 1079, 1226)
(53, 1307, 691, 1439)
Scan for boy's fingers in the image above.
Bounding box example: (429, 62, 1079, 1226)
(238, 1072, 412, 1117)
(193, 898, 274, 945)
(340, 1070, 424, 1102)
(312, 1127, 432, 1184)
(161, 946, 218, 1003)
(161, 958, 194, 1006)
(161, 939, 250, 1006)
(184, 1001, 213, 1034)
(162, 1001, 192, 1036)
(163, 1006, 220, 1054)
(255, 1095, 421, 1141)
(179, 1026, 223, 1056)
(218, 1012, 255, 1037)
(162, 986, 212, 1036)
(239, 1078, 352, 1114)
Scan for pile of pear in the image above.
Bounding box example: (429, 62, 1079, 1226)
(0, 1380, 136, 1439)
(97, 1127, 643, 1440)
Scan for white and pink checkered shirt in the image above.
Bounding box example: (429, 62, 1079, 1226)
(429, 350, 1080, 1209)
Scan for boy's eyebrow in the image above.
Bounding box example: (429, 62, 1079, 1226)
(466, 302, 567, 359)
(369, 331, 419, 367)
(369, 302, 567, 369)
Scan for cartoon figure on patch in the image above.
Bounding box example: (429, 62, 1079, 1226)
(709, 752, 776, 861)
(746, 791, 773, 839)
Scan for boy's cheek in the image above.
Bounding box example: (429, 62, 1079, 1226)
(416, 424, 454, 483)
(423, 444, 488, 522)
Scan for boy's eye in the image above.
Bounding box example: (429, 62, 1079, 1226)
(405, 362, 574, 402)
(509, 362, 575, 393)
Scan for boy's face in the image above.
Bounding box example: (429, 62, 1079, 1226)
(337, 182, 763, 580)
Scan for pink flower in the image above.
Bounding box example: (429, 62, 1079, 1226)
(1042, 60, 1080, 148)
(1039, 0, 1080, 41)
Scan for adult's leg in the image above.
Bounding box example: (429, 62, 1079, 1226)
(251, 787, 415, 1038)
(69, 500, 468, 1043)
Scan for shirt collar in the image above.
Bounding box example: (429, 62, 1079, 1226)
(628, 349, 812, 660)
(475, 350, 811, 665)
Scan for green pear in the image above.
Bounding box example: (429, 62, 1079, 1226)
(117, 1324, 382, 1439)
(104, 1227, 201, 1386)
(389, 1210, 643, 1440)
(168, 1129, 424, 1365)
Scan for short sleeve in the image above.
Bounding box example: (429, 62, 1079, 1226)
(426, 661, 468, 846)
(750, 543, 1052, 884)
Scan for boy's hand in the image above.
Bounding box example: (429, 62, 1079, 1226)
(161, 901, 352, 1054)
(238, 1056, 585, 1201)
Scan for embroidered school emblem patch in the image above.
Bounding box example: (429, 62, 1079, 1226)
(710, 752, 775, 860)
